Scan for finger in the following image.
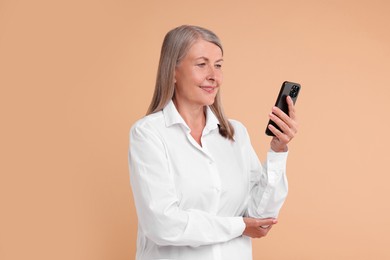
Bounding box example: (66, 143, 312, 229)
(271, 106, 294, 128)
(268, 124, 291, 145)
(269, 113, 294, 139)
(256, 225, 273, 237)
(267, 124, 283, 139)
(270, 109, 298, 136)
(257, 218, 278, 227)
(286, 96, 297, 120)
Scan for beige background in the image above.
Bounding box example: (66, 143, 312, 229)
(1, 0, 389, 259)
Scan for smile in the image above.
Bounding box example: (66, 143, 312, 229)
(200, 86, 217, 93)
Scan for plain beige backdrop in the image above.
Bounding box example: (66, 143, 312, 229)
(1, 0, 390, 259)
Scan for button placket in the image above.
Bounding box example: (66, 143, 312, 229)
(201, 142, 221, 214)
(208, 158, 221, 214)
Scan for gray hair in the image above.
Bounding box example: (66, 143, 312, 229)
(147, 25, 234, 140)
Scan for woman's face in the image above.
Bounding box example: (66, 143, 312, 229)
(174, 39, 223, 108)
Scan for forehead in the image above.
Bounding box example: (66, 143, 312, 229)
(185, 39, 223, 60)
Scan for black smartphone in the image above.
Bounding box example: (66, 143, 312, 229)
(265, 81, 301, 136)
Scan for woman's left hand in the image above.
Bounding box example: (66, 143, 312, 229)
(267, 96, 298, 152)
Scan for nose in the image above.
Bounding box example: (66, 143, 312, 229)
(207, 65, 216, 81)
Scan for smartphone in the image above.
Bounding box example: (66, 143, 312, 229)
(265, 81, 301, 136)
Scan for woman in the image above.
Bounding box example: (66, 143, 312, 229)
(129, 25, 298, 260)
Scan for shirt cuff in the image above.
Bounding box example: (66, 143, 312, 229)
(267, 149, 288, 163)
(266, 150, 288, 184)
(229, 217, 246, 237)
(269, 147, 289, 153)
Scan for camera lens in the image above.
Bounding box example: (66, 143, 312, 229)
(289, 85, 299, 98)
(289, 89, 297, 98)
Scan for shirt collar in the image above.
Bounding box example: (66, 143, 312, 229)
(163, 100, 220, 134)
(163, 100, 189, 129)
(203, 106, 220, 134)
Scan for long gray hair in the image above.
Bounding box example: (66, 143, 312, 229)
(146, 25, 234, 140)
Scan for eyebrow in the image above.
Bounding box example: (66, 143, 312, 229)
(196, 56, 224, 63)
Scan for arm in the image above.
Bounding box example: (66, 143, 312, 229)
(129, 124, 245, 247)
(247, 95, 298, 218)
(246, 145, 289, 218)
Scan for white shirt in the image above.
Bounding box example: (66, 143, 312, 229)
(129, 100, 288, 260)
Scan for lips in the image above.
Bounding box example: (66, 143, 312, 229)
(200, 86, 217, 93)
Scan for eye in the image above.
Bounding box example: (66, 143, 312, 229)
(215, 64, 222, 69)
(197, 63, 206, 67)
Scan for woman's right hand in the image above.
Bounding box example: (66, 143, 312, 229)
(242, 217, 278, 238)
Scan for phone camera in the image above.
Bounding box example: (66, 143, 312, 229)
(289, 85, 299, 98)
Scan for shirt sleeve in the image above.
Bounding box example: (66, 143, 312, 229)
(129, 124, 245, 247)
(244, 130, 289, 219)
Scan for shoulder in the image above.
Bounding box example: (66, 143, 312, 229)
(229, 119, 247, 134)
(130, 111, 164, 137)
(229, 119, 250, 141)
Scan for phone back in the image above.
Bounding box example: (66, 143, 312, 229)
(265, 81, 300, 136)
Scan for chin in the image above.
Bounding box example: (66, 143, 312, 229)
(204, 97, 216, 106)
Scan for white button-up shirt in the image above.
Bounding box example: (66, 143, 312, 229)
(129, 100, 288, 260)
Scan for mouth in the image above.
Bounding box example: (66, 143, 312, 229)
(200, 86, 218, 93)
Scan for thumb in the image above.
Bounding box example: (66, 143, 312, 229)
(257, 218, 278, 227)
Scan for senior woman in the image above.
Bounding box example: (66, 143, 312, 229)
(129, 25, 298, 260)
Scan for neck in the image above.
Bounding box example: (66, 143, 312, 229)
(173, 98, 206, 146)
(173, 98, 206, 130)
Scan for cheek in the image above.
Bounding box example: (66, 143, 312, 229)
(177, 69, 202, 86)
(216, 71, 223, 84)
(192, 71, 206, 85)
